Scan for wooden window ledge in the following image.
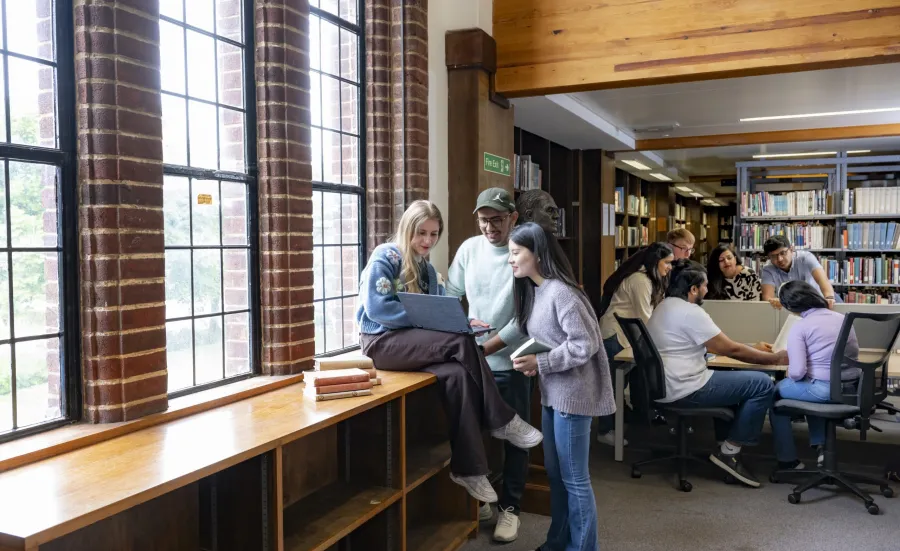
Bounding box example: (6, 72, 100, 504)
(0, 374, 305, 474)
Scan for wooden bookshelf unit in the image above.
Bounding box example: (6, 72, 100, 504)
(0, 373, 477, 551)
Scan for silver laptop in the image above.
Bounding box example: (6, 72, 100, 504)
(397, 293, 494, 335)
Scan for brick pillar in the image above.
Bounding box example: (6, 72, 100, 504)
(365, 0, 429, 254)
(76, 1, 168, 422)
(256, 0, 315, 375)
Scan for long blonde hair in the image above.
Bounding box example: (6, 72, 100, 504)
(391, 200, 444, 294)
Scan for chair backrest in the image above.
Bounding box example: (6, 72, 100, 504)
(614, 315, 667, 422)
(830, 311, 900, 415)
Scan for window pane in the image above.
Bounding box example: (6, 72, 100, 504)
(15, 337, 61, 427)
(311, 128, 323, 183)
(160, 21, 186, 94)
(216, 0, 243, 42)
(11, 252, 54, 338)
(0, 262, 10, 341)
(321, 75, 340, 131)
(221, 182, 248, 245)
(324, 299, 343, 351)
(162, 94, 188, 165)
(166, 320, 193, 392)
(192, 180, 220, 246)
(314, 301, 324, 355)
(319, 0, 339, 18)
(223, 250, 248, 312)
(164, 176, 191, 246)
(309, 16, 320, 72)
(194, 316, 223, 384)
(341, 194, 358, 244)
(340, 29, 358, 82)
(7, 0, 55, 61)
(341, 82, 358, 134)
(323, 246, 341, 299)
(0, 59, 6, 142)
(186, 0, 215, 33)
(219, 107, 245, 173)
(322, 130, 341, 184)
(189, 100, 218, 169)
(217, 41, 244, 108)
(224, 312, 250, 377)
(9, 162, 57, 248)
(342, 246, 359, 291)
(343, 296, 358, 347)
(187, 31, 217, 102)
(320, 19, 340, 77)
(322, 192, 341, 244)
(0, 344, 10, 433)
(312, 247, 323, 301)
(160, 0, 184, 21)
(193, 249, 222, 315)
(341, 135, 359, 186)
(165, 249, 192, 318)
(9, 58, 56, 147)
(310, 72, 321, 127)
(312, 191, 323, 244)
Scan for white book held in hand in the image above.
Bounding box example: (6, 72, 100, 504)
(773, 314, 800, 353)
(510, 338, 553, 360)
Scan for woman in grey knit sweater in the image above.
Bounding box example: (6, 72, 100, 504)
(508, 223, 614, 551)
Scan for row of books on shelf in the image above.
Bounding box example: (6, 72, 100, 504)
(741, 190, 836, 217)
(556, 208, 567, 238)
(738, 223, 838, 251)
(673, 204, 686, 221)
(613, 188, 650, 216)
(822, 255, 900, 285)
(615, 225, 649, 247)
(513, 154, 542, 191)
(841, 291, 900, 305)
(719, 216, 735, 226)
(844, 187, 900, 215)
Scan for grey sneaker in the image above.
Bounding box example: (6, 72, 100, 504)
(491, 415, 543, 450)
(709, 451, 760, 488)
(492, 506, 520, 542)
(449, 473, 498, 503)
(479, 502, 493, 522)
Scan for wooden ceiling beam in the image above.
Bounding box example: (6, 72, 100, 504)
(634, 124, 900, 151)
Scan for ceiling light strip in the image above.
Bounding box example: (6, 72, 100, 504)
(740, 107, 900, 122)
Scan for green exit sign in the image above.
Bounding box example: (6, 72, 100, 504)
(483, 152, 511, 177)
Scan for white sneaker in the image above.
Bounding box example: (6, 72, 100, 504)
(479, 502, 493, 522)
(596, 431, 627, 447)
(491, 415, 543, 449)
(492, 506, 520, 542)
(449, 473, 498, 503)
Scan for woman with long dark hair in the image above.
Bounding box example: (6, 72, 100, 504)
(595, 242, 674, 446)
(706, 244, 761, 301)
(769, 281, 859, 470)
(508, 222, 611, 551)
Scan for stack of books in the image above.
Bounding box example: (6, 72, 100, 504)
(315, 354, 381, 386)
(305, 368, 374, 401)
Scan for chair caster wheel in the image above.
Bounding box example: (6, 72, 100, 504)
(679, 480, 692, 492)
(769, 473, 780, 484)
(788, 493, 801, 505)
(631, 469, 642, 479)
(867, 502, 880, 515)
(724, 474, 737, 485)
(882, 486, 894, 498)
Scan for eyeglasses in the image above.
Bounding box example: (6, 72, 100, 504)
(672, 243, 694, 255)
(477, 214, 510, 228)
(768, 248, 791, 260)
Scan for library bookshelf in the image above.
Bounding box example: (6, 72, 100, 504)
(735, 152, 900, 304)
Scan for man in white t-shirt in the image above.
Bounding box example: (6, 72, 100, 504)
(647, 260, 786, 488)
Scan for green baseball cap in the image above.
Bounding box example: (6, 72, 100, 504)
(473, 187, 516, 214)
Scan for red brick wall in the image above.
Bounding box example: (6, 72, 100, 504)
(75, 0, 168, 423)
(256, 0, 315, 374)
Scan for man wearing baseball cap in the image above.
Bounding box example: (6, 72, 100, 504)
(446, 187, 530, 543)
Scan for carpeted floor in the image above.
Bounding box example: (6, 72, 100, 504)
(463, 446, 899, 551)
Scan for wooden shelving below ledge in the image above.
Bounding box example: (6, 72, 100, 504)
(283, 483, 401, 551)
(407, 520, 478, 551)
(406, 440, 451, 491)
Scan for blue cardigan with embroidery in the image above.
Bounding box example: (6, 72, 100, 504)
(356, 243, 445, 334)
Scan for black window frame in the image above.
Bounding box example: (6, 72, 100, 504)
(310, 0, 367, 358)
(0, 0, 80, 444)
(159, 0, 260, 399)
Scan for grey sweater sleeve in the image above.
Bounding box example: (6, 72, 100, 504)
(536, 293, 601, 375)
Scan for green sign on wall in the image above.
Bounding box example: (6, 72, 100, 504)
(483, 152, 511, 177)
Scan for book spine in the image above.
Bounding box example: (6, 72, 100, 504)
(312, 374, 371, 387)
(310, 381, 374, 395)
(314, 389, 373, 401)
(316, 360, 374, 371)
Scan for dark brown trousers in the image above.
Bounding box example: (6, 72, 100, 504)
(360, 329, 517, 476)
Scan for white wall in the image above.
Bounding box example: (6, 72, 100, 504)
(427, 0, 493, 276)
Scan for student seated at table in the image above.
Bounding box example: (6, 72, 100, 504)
(596, 242, 674, 446)
(760, 235, 839, 309)
(769, 281, 859, 470)
(357, 200, 542, 504)
(706, 244, 761, 301)
(647, 260, 786, 487)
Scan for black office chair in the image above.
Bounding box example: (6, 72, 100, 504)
(770, 312, 900, 514)
(615, 314, 734, 492)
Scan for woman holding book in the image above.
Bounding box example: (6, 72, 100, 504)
(706, 245, 761, 301)
(508, 222, 613, 551)
(769, 281, 859, 471)
(356, 200, 542, 504)
(595, 242, 674, 446)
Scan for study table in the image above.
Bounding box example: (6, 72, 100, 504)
(0, 371, 478, 551)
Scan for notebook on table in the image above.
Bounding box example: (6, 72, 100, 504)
(396, 293, 494, 335)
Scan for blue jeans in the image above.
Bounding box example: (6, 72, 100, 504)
(770, 378, 832, 462)
(596, 335, 624, 434)
(666, 370, 774, 446)
(541, 407, 599, 551)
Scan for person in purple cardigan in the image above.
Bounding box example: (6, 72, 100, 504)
(508, 222, 612, 551)
(769, 280, 860, 470)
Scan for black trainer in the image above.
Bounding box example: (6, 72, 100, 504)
(709, 450, 761, 488)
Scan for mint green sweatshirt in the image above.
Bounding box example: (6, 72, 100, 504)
(446, 235, 526, 371)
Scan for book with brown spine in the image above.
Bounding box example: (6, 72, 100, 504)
(309, 368, 370, 387)
(305, 380, 374, 395)
(310, 389, 373, 401)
